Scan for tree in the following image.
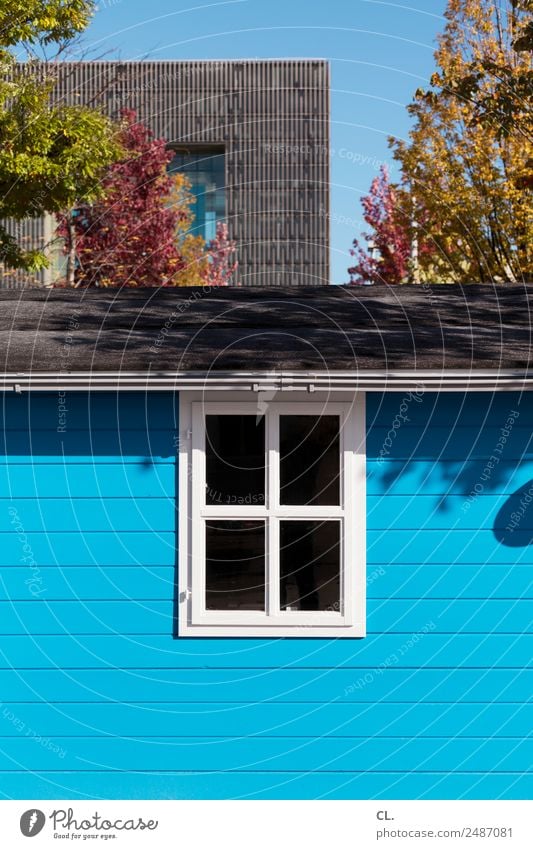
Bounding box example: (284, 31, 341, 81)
(391, 0, 532, 283)
(424, 0, 532, 141)
(0, 1, 121, 272)
(171, 212, 238, 287)
(348, 166, 413, 285)
(56, 110, 187, 287)
(0, 1, 96, 48)
(56, 111, 239, 287)
(205, 222, 238, 287)
(169, 179, 238, 286)
(169, 174, 210, 286)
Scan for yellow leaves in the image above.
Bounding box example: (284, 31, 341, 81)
(1, 0, 94, 49)
(173, 234, 210, 286)
(162, 172, 215, 285)
(391, 0, 533, 282)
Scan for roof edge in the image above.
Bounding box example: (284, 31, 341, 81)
(2, 370, 533, 393)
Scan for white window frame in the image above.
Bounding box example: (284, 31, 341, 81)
(178, 391, 366, 637)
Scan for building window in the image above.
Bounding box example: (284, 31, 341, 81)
(179, 394, 366, 637)
(168, 147, 225, 242)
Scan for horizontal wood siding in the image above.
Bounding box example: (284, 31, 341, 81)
(0, 391, 531, 800)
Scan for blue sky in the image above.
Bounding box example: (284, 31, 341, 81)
(84, 0, 447, 283)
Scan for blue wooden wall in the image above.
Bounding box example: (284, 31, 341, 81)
(0, 391, 531, 800)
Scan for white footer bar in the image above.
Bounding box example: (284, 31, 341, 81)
(1, 799, 531, 848)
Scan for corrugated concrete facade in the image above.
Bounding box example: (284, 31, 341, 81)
(0, 390, 531, 799)
(1, 60, 330, 287)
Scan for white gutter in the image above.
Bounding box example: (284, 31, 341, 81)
(1, 370, 533, 393)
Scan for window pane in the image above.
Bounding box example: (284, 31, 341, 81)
(168, 148, 225, 241)
(280, 415, 340, 505)
(206, 520, 265, 611)
(206, 415, 265, 506)
(280, 520, 340, 612)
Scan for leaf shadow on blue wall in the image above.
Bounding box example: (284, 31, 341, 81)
(366, 393, 529, 523)
(492, 482, 533, 548)
(370, 458, 516, 510)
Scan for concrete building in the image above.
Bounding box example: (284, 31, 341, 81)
(2, 60, 330, 287)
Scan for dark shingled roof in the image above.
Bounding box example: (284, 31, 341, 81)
(0, 284, 532, 373)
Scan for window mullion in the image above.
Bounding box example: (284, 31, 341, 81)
(268, 517, 279, 617)
(191, 405, 207, 622)
(267, 409, 280, 616)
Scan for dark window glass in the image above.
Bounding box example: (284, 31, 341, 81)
(280, 520, 341, 612)
(168, 148, 225, 241)
(280, 415, 340, 506)
(206, 415, 265, 506)
(206, 521, 265, 611)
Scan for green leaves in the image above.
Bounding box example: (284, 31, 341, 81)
(0, 1, 95, 48)
(0, 229, 48, 272)
(390, 0, 532, 284)
(0, 96, 121, 216)
(0, 3, 122, 272)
